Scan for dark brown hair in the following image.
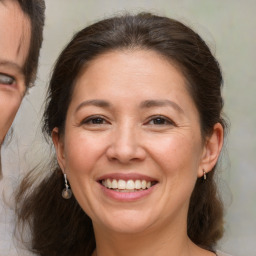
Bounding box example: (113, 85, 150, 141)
(16, 0, 46, 87)
(16, 13, 227, 256)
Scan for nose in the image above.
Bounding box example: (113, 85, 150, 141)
(106, 123, 146, 164)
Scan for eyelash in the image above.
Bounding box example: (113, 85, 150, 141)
(81, 115, 109, 125)
(0, 73, 16, 85)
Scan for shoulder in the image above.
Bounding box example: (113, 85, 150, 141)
(216, 250, 233, 256)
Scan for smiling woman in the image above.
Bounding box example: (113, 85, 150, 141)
(16, 13, 229, 256)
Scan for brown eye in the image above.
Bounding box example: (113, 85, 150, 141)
(82, 116, 109, 125)
(147, 116, 175, 126)
(152, 118, 167, 125)
(89, 117, 105, 124)
(0, 73, 15, 85)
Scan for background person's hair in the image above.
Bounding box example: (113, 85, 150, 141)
(16, 0, 46, 87)
(16, 13, 227, 256)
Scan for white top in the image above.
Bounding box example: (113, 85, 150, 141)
(216, 250, 233, 256)
(0, 177, 34, 256)
(0, 176, 18, 256)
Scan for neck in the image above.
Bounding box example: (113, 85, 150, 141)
(93, 216, 195, 256)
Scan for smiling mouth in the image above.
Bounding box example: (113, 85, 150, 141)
(100, 179, 158, 192)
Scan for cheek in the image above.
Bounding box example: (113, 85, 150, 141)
(147, 133, 202, 179)
(0, 95, 22, 141)
(64, 131, 106, 175)
(63, 131, 108, 215)
(149, 134, 202, 210)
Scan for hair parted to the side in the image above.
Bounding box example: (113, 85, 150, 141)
(16, 13, 227, 256)
(16, 0, 46, 87)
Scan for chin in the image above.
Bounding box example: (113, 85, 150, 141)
(94, 209, 157, 234)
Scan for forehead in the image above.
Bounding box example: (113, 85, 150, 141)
(71, 50, 198, 116)
(68, 49, 201, 129)
(0, 0, 31, 71)
(75, 49, 189, 98)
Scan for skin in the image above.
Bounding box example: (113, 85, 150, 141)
(53, 50, 223, 256)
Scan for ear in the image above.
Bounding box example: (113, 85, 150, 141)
(198, 123, 224, 178)
(52, 127, 66, 172)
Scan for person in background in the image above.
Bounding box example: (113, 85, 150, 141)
(0, 0, 45, 177)
(17, 13, 231, 256)
(0, 0, 45, 254)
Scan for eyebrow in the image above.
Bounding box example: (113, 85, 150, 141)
(75, 99, 111, 113)
(75, 99, 184, 114)
(140, 99, 184, 114)
(0, 60, 24, 74)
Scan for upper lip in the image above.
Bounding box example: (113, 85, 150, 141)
(97, 172, 158, 182)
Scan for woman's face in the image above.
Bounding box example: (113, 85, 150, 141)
(54, 50, 217, 235)
(0, 1, 31, 144)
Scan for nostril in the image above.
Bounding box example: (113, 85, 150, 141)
(106, 144, 146, 163)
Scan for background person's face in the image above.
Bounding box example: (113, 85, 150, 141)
(0, 0, 31, 144)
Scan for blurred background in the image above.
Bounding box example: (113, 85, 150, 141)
(2, 1, 256, 255)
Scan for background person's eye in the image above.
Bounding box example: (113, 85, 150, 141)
(0, 73, 15, 85)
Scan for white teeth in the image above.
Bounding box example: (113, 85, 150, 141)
(102, 179, 154, 191)
(126, 180, 135, 189)
(141, 180, 147, 189)
(117, 180, 126, 189)
(106, 179, 112, 188)
(135, 180, 142, 189)
(112, 179, 118, 189)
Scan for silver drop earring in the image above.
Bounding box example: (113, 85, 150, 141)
(62, 173, 72, 199)
(203, 169, 207, 181)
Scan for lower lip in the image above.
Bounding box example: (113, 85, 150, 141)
(100, 183, 157, 202)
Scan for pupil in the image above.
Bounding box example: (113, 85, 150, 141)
(154, 118, 164, 124)
(93, 118, 103, 124)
